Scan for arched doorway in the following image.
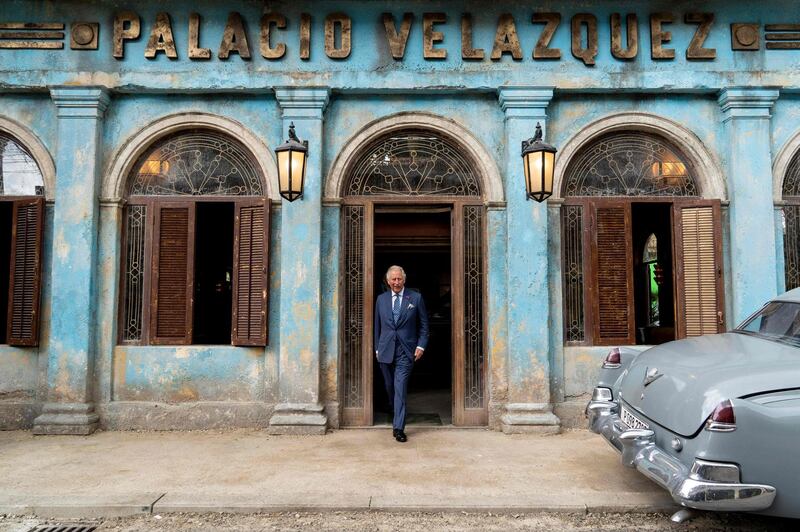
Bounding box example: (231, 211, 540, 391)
(561, 130, 725, 346)
(339, 129, 487, 426)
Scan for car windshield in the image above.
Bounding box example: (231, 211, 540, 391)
(735, 301, 800, 347)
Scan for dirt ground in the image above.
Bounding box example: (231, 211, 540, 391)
(1, 511, 796, 532)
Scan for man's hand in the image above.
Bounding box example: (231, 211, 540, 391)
(414, 347, 424, 361)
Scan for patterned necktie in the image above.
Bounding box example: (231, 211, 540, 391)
(392, 292, 401, 323)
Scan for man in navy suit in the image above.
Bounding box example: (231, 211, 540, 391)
(374, 265, 429, 442)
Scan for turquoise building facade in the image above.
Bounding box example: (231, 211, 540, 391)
(0, 0, 797, 434)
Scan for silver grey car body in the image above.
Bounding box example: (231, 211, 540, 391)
(587, 289, 800, 518)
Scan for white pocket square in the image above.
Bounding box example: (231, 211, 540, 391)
(407, 303, 415, 309)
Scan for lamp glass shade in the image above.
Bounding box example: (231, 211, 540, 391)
(276, 145, 307, 202)
(523, 148, 555, 202)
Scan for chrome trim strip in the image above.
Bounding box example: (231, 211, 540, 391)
(706, 420, 737, 432)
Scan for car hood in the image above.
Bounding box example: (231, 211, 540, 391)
(619, 332, 800, 436)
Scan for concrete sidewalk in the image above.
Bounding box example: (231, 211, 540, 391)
(0, 428, 675, 518)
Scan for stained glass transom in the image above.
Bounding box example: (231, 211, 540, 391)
(128, 129, 264, 196)
(346, 130, 481, 197)
(0, 132, 45, 196)
(564, 132, 697, 197)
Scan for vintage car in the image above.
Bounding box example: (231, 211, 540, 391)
(586, 289, 800, 519)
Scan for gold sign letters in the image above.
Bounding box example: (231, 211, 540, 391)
(96, 10, 747, 63)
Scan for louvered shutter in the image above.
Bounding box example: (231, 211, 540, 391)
(6, 197, 44, 346)
(150, 203, 195, 345)
(231, 198, 269, 346)
(674, 201, 724, 337)
(591, 202, 636, 345)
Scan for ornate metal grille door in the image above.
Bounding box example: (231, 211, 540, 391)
(456, 204, 487, 425)
(341, 204, 370, 425)
(121, 205, 147, 342)
(562, 205, 584, 342)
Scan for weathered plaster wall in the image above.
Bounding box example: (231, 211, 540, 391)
(112, 345, 264, 402)
(2, 0, 799, 430)
(320, 205, 340, 423)
(548, 94, 725, 179)
(101, 94, 282, 190)
(4, 1, 800, 91)
(771, 95, 800, 167)
(92, 204, 282, 428)
(323, 94, 503, 178)
(0, 95, 57, 154)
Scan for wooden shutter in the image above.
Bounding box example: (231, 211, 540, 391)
(231, 198, 269, 346)
(591, 202, 636, 345)
(674, 201, 724, 337)
(6, 197, 44, 346)
(150, 203, 194, 345)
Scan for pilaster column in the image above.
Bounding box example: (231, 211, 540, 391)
(718, 88, 780, 324)
(497, 87, 560, 434)
(33, 87, 109, 435)
(269, 87, 330, 435)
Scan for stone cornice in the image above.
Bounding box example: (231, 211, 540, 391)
(275, 87, 331, 119)
(498, 87, 554, 119)
(718, 87, 779, 122)
(49, 86, 110, 119)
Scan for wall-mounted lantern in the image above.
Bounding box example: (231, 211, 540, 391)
(521, 122, 557, 202)
(275, 122, 308, 202)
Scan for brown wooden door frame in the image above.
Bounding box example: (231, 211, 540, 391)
(339, 196, 487, 427)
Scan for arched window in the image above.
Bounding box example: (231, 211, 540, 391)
(0, 131, 45, 346)
(782, 151, 800, 291)
(562, 131, 722, 346)
(120, 129, 269, 346)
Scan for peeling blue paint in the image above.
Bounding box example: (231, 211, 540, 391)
(0, 0, 796, 430)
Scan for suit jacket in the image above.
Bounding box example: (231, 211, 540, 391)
(374, 288, 429, 364)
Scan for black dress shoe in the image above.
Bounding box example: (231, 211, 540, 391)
(394, 430, 407, 442)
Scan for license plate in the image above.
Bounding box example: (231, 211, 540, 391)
(621, 405, 649, 430)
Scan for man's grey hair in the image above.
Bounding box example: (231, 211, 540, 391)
(386, 265, 407, 281)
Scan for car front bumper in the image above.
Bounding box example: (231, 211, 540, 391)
(586, 392, 776, 513)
